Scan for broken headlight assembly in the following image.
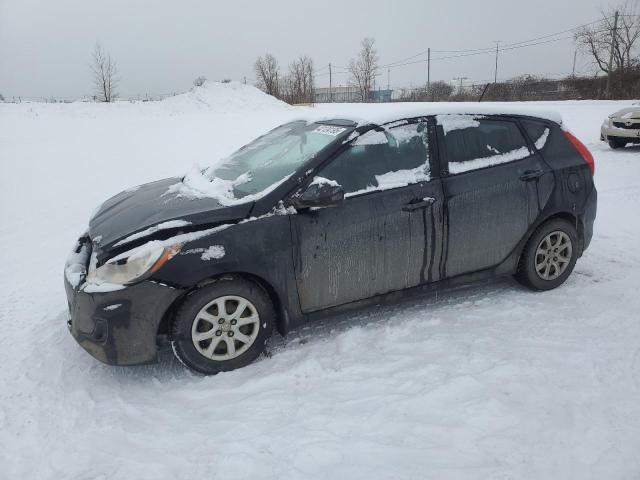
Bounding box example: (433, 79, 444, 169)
(86, 243, 181, 286)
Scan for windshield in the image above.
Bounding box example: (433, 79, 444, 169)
(203, 120, 349, 200)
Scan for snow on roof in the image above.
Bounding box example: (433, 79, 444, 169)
(309, 102, 563, 126)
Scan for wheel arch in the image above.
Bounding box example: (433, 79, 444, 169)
(543, 212, 583, 242)
(516, 211, 584, 271)
(157, 272, 288, 339)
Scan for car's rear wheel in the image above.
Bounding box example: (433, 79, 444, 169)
(171, 278, 274, 374)
(608, 137, 627, 149)
(516, 219, 579, 291)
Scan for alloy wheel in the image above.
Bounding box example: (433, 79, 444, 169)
(191, 295, 260, 361)
(534, 231, 573, 281)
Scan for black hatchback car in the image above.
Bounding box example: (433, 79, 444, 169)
(64, 107, 597, 374)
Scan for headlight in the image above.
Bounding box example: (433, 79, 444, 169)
(86, 243, 181, 286)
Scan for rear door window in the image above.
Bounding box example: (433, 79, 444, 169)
(437, 115, 532, 174)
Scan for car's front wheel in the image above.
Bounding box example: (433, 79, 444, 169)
(171, 278, 274, 374)
(516, 219, 579, 291)
(608, 137, 627, 149)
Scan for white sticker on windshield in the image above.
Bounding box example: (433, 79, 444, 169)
(314, 125, 346, 136)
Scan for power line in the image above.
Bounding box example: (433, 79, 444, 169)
(381, 33, 592, 71)
(380, 49, 430, 69)
(314, 69, 348, 78)
(497, 17, 604, 48)
(379, 16, 609, 73)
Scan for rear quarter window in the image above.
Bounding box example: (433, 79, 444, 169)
(527, 122, 586, 169)
(521, 119, 551, 151)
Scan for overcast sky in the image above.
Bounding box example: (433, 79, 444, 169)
(0, 0, 616, 99)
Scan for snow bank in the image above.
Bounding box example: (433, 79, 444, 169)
(161, 80, 291, 114)
(0, 80, 292, 121)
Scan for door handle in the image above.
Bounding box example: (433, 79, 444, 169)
(402, 197, 436, 212)
(520, 169, 544, 181)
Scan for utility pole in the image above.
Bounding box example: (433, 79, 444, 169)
(387, 68, 390, 91)
(454, 76, 468, 94)
(329, 63, 332, 103)
(427, 48, 431, 93)
(606, 10, 619, 99)
(572, 49, 577, 77)
(493, 41, 501, 83)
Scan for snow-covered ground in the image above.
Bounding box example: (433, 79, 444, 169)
(1, 83, 640, 479)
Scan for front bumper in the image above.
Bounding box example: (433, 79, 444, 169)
(601, 123, 640, 141)
(64, 238, 183, 366)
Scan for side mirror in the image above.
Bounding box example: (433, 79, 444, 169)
(292, 179, 344, 209)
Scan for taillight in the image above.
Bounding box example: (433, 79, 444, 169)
(563, 130, 595, 176)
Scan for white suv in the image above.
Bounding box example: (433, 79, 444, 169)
(601, 104, 640, 149)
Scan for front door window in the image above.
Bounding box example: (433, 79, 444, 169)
(318, 121, 430, 196)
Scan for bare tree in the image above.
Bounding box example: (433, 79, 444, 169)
(426, 81, 454, 101)
(254, 53, 280, 97)
(287, 56, 315, 103)
(348, 38, 379, 102)
(575, 1, 640, 95)
(90, 42, 118, 102)
(193, 76, 207, 87)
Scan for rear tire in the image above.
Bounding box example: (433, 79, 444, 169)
(608, 137, 627, 149)
(516, 219, 579, 291)
(171, 278, 274, 374)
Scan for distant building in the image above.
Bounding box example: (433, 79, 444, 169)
(450, 78, 475, 95)
(314, 86, 394, 103)
(370, 89, 393, 103)
(314, 86, 360, 103)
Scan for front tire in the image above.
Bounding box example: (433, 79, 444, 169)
(171, 278, 274, 374)
(608, 137, 627, 149)
(516, 219, 579, 291)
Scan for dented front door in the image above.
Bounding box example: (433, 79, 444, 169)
(291, 181, 443, 313)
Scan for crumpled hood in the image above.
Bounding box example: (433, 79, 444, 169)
(611, 107, 640, 120)
(89, 177, 253, 257)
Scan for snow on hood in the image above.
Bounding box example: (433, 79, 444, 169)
(89, 177, 252, 256)
(610, 107, 640, 119)
(113, 219, 192, 248)
(164, 165, 292, 206)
